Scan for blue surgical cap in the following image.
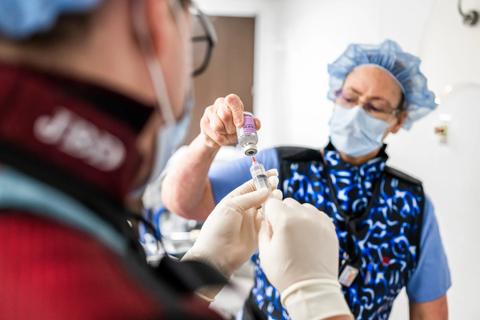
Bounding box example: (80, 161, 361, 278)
(327, 39, 437, 129)
(0, 0, 102, 40)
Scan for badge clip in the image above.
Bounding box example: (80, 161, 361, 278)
(339, 265, 359, 287)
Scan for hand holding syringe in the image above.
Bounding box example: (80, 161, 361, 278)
(250, 156, 270, 191)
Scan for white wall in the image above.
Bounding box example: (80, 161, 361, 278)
(198, 0, 480, 318)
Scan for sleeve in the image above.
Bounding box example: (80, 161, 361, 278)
(208, 148, 280, 204)
(406, 196, 452, 303)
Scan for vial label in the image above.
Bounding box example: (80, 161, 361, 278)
(242, 114, 256, 134)
(237, 112, 258, 156)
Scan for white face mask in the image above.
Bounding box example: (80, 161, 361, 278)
(130, 2, 193, 196)
(329, 104, 390, 158)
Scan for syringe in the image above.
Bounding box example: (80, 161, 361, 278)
(250, 156, 270, 191)
(250, 157, 270, 218)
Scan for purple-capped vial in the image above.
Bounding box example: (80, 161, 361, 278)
(236, 112, 258, 156)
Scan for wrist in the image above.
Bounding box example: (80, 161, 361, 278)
(195, 132, 221, 152)
(182, 246, 232, 279)
(181, 249, 228, 302)
(281, 279, 352, 320)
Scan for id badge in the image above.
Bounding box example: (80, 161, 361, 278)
(339, 265, 359, 287)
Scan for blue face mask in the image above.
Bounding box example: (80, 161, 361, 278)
(329, 104, 390, 158)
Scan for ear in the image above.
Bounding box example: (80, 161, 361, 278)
(389, 111, 408, 134)
(143, 0, 171, 56)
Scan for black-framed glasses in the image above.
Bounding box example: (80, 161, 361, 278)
(190, 3, 217, 77)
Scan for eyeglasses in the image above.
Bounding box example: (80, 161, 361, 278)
(168, 0, 217, 76)
(335, 89, 401, 117)
(190, 2, 217, 77)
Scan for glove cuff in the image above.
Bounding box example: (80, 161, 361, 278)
(281, 279, 353, 320)
(183, 246, 232, 277)
(181, 248, 229, 301)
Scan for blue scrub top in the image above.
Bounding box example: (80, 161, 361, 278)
(209, 147, 451, 303)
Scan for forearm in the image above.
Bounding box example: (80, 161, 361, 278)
(409, 296, 448, 320)
(162, 134, 219, 220)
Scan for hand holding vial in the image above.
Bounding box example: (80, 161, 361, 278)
(199, 94, 261, 149)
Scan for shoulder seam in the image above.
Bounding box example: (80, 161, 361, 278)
(275, 146, 323, 161)
(385, 166, 423, 186)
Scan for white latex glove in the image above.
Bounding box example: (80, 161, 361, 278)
(183, 170, 278, 281)
(259, 198, 353, 319)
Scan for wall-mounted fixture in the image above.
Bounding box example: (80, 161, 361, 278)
(458, 0, 479, 26)
(434, 114, 451, 144)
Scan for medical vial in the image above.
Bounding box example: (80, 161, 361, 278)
(250, 160, 270, 191)
(237, 112, 258, 156)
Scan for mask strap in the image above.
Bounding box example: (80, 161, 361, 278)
(131, 0, 176, 125)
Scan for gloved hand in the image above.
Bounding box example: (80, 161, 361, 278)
(259, 198, 353, 319)
(182, 170, 278, 300)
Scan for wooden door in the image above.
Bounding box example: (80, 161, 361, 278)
(185, 16, 256, 144)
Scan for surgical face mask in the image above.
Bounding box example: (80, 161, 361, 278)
(130, 62, 194, 198)
(329, 104, 390, 158)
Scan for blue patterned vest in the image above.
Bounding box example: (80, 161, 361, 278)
(247, 145, 425, 320)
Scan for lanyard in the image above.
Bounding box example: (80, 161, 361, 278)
(321, 156, 384, 287)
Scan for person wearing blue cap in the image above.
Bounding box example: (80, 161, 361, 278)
(163, 39, 451, 319)
(0, 0, 355, 319)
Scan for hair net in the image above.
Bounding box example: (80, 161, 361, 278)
(327, 39, 437, 129)
(0, 0, 101, 40)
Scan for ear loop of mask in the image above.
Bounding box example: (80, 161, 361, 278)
(128, 0, 178, 198)
(131, 0, 176, 125)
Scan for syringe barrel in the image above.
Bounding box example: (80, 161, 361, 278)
(250, 162, 270, 190)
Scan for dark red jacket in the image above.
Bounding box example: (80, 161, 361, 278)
(0, 63, 222, 320)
